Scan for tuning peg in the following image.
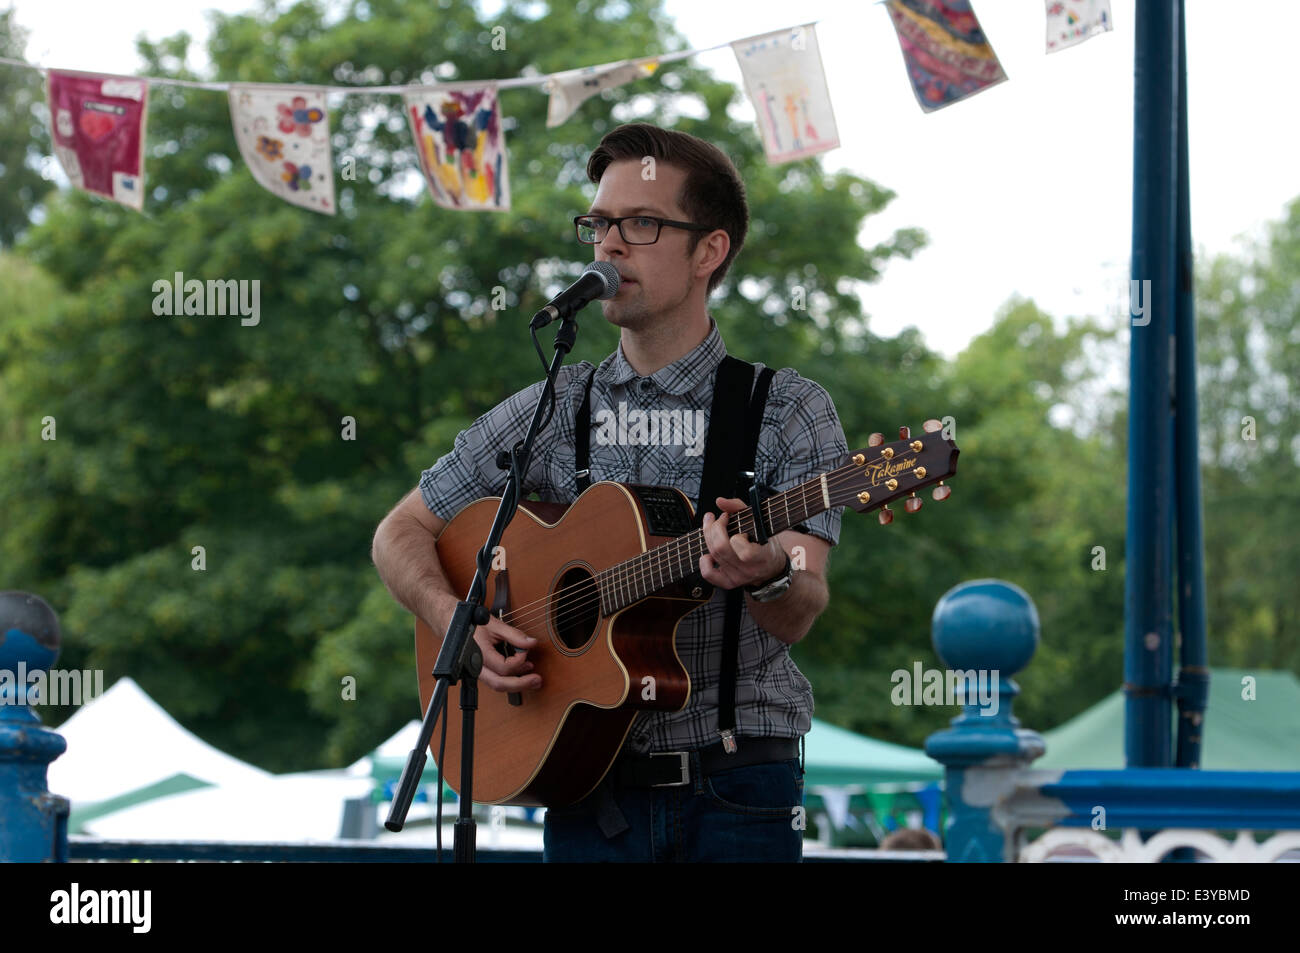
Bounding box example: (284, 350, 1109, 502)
(932, 481, 951, 501)
(898, 425, 910, 440)
(923, 418, 943, 433)
(904, 492, 923, 514)
(878, 505, 893, 526)
(868, 432, 884, 447)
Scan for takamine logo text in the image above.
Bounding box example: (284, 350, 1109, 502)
(864, 455, 917, 482)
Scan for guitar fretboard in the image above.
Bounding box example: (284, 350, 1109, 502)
(595, 474, 830, 615)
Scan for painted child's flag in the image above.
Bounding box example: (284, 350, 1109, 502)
(1046, 1, 1112, 53)
(885, 0, 1008, 113)
(46, 70, 148, 211)
(228, 85, 335, 214)
(545, 58, 659, 128)
(404, 85, 510, 212)
(732, 25, 839, 165)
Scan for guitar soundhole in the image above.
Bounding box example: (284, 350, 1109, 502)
(553, 566, 600, 651)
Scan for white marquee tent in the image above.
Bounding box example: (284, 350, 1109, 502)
(47, 676, 375, 841)
(48, 675, 270, 807)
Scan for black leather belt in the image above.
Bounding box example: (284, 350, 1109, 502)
(616, 737, 800, 789)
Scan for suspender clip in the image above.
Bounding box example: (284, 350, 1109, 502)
(719, 728, 738, 755)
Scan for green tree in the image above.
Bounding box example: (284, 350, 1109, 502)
(3, 0, 925, 769)
(1196, 200, 1300, 674)
(799, 298, 1128, 745)
(0, 9, 51, 247)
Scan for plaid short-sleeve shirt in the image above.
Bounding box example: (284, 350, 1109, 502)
(419, 318, 848, 753)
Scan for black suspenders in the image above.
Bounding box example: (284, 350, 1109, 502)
(574, 368, 597, 493)
(573, 355, 776, 751)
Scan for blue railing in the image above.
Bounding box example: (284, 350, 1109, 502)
(62, 837, 940, 863)
(924, 580, 1300, 862)
(2, 589, 939, 862)
(0, 592, 70, 863)
(13, 581, 1295, 862)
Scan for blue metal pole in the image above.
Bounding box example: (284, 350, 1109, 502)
(1171, 0, 1209, 770)
(0, 592, 69, 862)
(924, 580, 1043, 862)
(1125, 0, 1179, 768)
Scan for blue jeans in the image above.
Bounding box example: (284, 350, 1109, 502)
(543, 754, 804, 862)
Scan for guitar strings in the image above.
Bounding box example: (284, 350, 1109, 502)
(495, 458, 924, 636)
(493, 458, 929, 635)
(490, 507, 775, 639)
(475, 450, 941, 638)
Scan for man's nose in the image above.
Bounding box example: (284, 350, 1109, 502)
(598, 224, 629, 254)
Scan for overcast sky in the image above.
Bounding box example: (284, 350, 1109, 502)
(8, 1, 1300, 357)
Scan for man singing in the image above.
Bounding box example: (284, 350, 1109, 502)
(372, 122, 847, 862)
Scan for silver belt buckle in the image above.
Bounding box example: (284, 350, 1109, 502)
(649, 751, 690, 787)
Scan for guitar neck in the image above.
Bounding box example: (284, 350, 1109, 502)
(599, 476, 830, 615)
(595, 426, 958, 615)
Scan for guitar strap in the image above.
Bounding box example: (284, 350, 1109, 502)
(574, 354, 775, 752)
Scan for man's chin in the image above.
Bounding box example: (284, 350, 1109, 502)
(599, 301, 649, 329)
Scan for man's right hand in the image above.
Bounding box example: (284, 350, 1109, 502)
(466, 611, 544, 695)
(374, 487, 546, 696)
(377, 486, 543, 696)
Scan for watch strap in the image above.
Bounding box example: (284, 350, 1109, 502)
(746, 551, 792, 596)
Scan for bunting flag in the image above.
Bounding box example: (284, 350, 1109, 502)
(18, 11, 1103, 220)
(404, 85, 510, 212)
(885, 0, 1007, 113)
(228, 85, 336, 214)
(1045, 1, 1112, 53)
(545, 57, 659, 128)
(732, 25, 839, 165)
(46, 70, 148, 210)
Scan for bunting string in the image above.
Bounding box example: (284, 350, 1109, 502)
(0, 40, 724, 94)
(0, 3, 1112, 215)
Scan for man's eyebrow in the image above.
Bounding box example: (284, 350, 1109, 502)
(585, 205, 670, 217)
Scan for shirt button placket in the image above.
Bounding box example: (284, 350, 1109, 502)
(632, 379, 654, 482)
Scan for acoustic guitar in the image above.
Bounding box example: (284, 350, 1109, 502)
(415, 421, 959, 806)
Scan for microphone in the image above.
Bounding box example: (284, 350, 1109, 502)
(530, 261, 620, 330)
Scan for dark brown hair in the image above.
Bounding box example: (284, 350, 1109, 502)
(586, 123, 748, 295)
(879, 828, 943, 851)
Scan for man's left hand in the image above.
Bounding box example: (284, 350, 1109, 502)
(699, 496, 787, 591)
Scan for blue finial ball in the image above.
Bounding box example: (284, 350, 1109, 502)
(931, 580, 1038, 677)
(0, 591, 61, 676)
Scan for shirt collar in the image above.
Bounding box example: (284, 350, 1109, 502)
(596, 316, 727, 396)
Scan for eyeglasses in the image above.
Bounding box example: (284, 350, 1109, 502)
(573, 214, 714, 245)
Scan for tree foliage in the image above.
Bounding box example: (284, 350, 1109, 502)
(1196, 200, 1300, 673)
(0, 9, 51, 247)
(2, 0, 925, 768)
(2, 0, 1294, 772)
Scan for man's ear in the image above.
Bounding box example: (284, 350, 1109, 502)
(694, 229, 730, 280)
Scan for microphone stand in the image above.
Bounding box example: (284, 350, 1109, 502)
(385, 312, 582, 862)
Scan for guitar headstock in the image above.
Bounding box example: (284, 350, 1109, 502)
(835, 419, 959, 525)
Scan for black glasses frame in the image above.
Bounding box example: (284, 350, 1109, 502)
(573, 214, 715, 245)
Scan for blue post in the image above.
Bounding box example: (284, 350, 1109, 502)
(1126, 0, 1180, 769)
(1171, 0, 1209, 771)
(0, 592, 70, 862)
(925, 580, 1043, 862)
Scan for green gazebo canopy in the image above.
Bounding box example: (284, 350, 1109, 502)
(803, 717, 942, 788)
(1035, 668, 1300, 771)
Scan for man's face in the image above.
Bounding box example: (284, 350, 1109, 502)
(586, 159, 708, 332)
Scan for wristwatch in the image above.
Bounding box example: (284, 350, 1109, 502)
(745, 552, 793, 603)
